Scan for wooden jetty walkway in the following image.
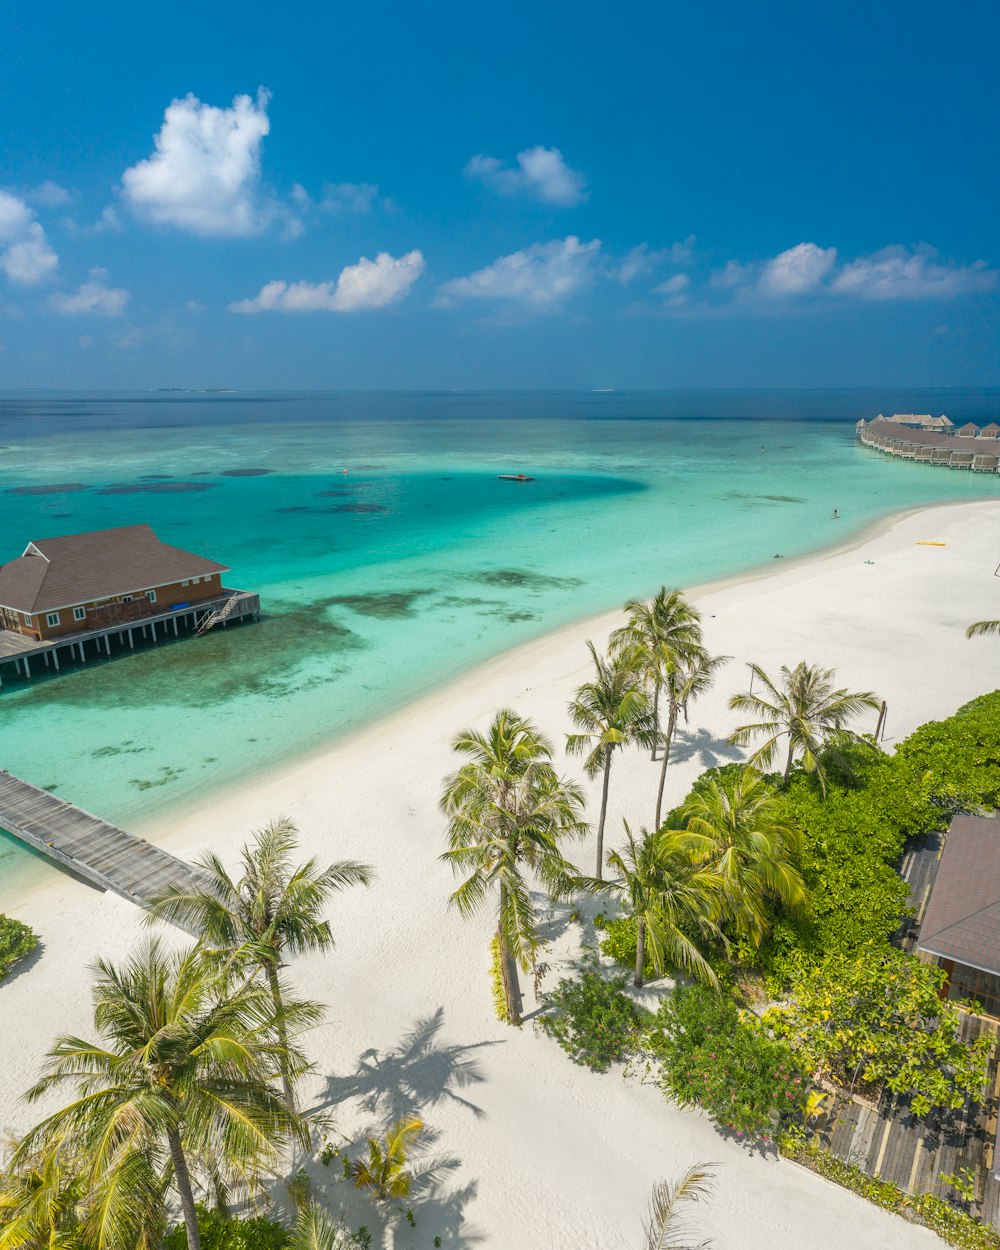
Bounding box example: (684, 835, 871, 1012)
(0, 770, 210, 910)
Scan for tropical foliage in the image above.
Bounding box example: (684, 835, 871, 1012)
(16, 938, 311, 1250)
(677, 767, 806, 947)
(163, 1206, 291, 1250)
(728, 661, 880, 789)
(147, 816, 373, 1108)
(604, 825, 722, 988)
(650, 984, 808, 1141)
(654, 648, 730, 830)
(345, 1116, 424, 1203)
(641, 1165, 715, 1250)
(539, 957, 649, 1072)
(0, 914, 37, 981)
(566, 642, 657, 876)
(967, 620, 1000, 640)
(440, 708, 587, 1024)
(765, 947, 993, 1117)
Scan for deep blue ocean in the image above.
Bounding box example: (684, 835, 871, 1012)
(2, 388, 999, 897)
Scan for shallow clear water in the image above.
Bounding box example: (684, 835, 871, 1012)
(2, 390, 999, 900)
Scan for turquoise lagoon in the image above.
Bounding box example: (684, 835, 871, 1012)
(2, 391, 999, 900)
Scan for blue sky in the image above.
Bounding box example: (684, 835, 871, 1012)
(2, 0, 998, 389)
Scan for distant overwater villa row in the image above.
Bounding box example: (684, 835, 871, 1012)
(1, 390, 999, 899)
(857, 413, 1000, 472)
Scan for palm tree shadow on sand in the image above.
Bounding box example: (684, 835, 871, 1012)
(668, 725, 745, 770)
(313, 1007, 498, 1124)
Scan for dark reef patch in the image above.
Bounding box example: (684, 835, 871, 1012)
(469, 569, 583, 591)
(96, 482, 216, 495)
(221, 468, 274, 477)
(314, 489, 355, 497)
(760, 494, 807, 503)
(139, 475, 174, 481)
(504, 611, 537, 623)
(274, 505, 311, 513)
(92, 743, 151, 758)
(325, 590, 433, 619)
(8, 483, 89, 495)
(330, 503, 390, 514)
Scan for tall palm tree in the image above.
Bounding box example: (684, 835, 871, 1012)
(440, 708, 587, 1025)
(146, 817, 373, 1110)
(967, 620, 1000, 639)
(605, 825, 722, 989)
(610, 588, 704, 760)
(567, 643, 658, 877)
(642, 1164, 715, 1250)
(678, 767, 806, 945)
(18, 940, 310, 1250)
(728, 661, 879, 790)
(654, 649, 730, 829)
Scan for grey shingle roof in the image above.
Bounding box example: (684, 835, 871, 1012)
(0, 524, 229, 614)
(918, 816, 1000, 975)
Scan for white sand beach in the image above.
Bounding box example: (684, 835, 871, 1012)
(3, 499, 999, 1249)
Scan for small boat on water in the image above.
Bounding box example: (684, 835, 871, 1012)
(498, 473, 536, 482)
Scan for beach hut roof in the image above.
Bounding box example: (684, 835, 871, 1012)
(957, 422, 979, 433)
(0, 524, 229, 614)
(982, 423, 1000, 434)
(918, 816, 1000, 978)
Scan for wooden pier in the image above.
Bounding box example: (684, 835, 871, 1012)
(0, 770, 211, 911)
(0, 587, 260, 687)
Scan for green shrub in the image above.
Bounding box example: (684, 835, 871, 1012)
(539, 958, 649, 1072)
(595, 913, 658, 980)
(489, 935, 513, 1025)
(648, 984, 808, 1141)
(164, 1207, 290, 1250)
(765, 946, 992, 1117)
(0, 914, 37, 981)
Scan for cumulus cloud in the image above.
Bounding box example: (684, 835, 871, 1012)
(831, 246, 997, 299)
(229, 249, 425, 313)
(758, 242, 837, 297)
(0, 191, 58, 284)
(437, 236, 600, 309)
(52, 268, 129, 316)
(614, 237, 697, 284)
(465, 146, 587, 207)
(121, 88, 288, 236)
(25, 181, 73, 207)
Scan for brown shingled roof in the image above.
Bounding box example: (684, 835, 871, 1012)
(918, 815, 1000, 976)
(0, 524, 229, 614)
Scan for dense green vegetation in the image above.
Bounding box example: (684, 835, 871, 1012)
(0, 913, 37, 980)
(163, 1207, 290, 1250)
(540, 958, 649, 1072)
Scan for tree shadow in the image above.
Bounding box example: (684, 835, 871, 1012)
(669, 726, 745, 770)
(312, 1007, 498, 1124)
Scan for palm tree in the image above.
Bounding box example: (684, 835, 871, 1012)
(567, 643, 658, 877)
(654, 649, 730, 830)
(642, 1164, 715, 1250)
(289, 1203, 356, 1250)
(967, 620, 1000, 639)
(18, 939, 310, 1250)
(610, 589, 703, 760)
(440, 708, 587, 1025)
(605, 825, 722, 989)
(0, 1135, 103, 1250)
(146, 817, 373, 1110)
(728, 661, 879, 790)
(678, 767, 806, 945)
(346, 1116, 423, 1203)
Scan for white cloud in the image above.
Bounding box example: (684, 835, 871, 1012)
(0, 191, 58, 284)
(229, 249, 425, 313)
(52, 268, 130, 316)
(121, 88, 288, 237)
(437, 236, 600, 309)
(656, 273, 690, 294)
(26, 181, 73, 207)
(465, 146, 587, 206)
(831, 246, 997, 299)
(759, 242, 837, 297)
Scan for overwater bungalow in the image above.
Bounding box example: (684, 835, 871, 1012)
(0, 524, 259, 684)
(856, 417, 1000, 473)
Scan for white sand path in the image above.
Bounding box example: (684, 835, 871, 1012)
(3, 499, 999, 1248)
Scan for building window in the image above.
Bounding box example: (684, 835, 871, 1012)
(46, 612, 60, 627)
(191, 577, 200, 585)
(121, 595, 133, 603)
(147, 589, 157, 603)
(181, 580, 190, 587)
(73, 606, 86, 622)
(22, 614, 31, 626)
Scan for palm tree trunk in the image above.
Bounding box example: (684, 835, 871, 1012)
(497, 922, 522, 1025)
(595, 746, 613, 879)
(654, 704, 678, 829)
(265, 962, 296, 1111)
(651, 681, 661, 760)
(166, 1128, 202, 1250)
(634, 917, 646, 988)
(783, 739, 794, 783)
